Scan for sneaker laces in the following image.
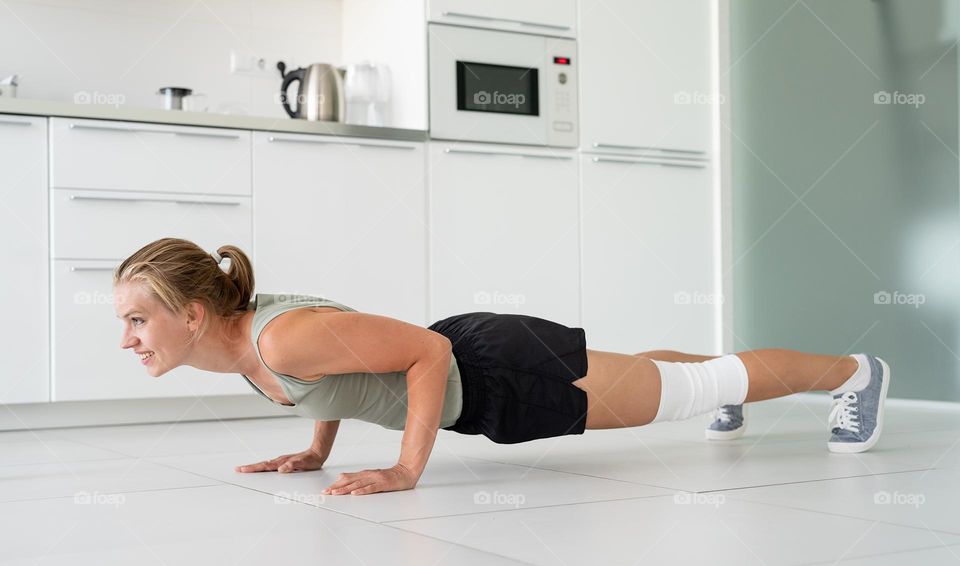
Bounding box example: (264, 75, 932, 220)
(828, 391, 860, 433)
(716, 405, 732, 423)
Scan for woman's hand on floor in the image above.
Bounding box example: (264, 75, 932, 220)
(234, 447, 326, 473)
(322, 463, 419, 496)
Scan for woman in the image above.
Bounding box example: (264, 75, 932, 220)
(114, 238, 891, 496)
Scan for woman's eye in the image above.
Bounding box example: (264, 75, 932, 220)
(132, 318, 143, 326)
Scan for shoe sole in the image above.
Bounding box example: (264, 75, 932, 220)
(828, 356, 890, 454)
(705, 426, 745, 440)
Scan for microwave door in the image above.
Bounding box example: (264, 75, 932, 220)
(428, 24, 549, 145)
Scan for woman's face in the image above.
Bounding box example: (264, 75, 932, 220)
(114, 283, 194, 376)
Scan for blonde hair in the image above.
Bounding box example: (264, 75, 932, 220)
(113, 237, 255, 344)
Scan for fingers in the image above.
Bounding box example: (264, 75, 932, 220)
(323, 471, 380, 495)
(235, 455, 287, 473)
(278, 458, 309, 473)
(235, 460, 273, 473)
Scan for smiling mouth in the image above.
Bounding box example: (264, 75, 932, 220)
(139, 352, 155, 361)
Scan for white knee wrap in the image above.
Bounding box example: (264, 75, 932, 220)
(650, 354, 749, 423)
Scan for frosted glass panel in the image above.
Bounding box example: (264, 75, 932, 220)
(730, 0, 960, 401)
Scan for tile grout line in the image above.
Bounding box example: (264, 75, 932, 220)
(792, 540, 960, 566)
(724, 496, 960, 539)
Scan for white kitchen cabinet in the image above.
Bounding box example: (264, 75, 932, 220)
(579, 0, 712, 155)
(0, 115, 49, 404)
(47, 115, 255, 402)
(581, 154, 717, 354)
(252, 132, 428, 325)
(51, 259, 254, 401)
(428, 142, 580, 328)
(49, 118, 251, 196)
(429, 0, 577, 37)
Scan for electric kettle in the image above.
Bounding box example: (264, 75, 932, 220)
(277, 61, 345, 122)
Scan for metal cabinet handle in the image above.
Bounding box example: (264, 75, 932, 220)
(592, 142, 706, 156)
(591, 156, 706, 169)
(0, 117, 33, 126)
(69, 266, 117, 272)
(441, 11, 571, 31)
(69, 194, 243, 206)
(267, 135, 416, 150)
(443, 148, 572, 160)
(68, 122, 241, 139)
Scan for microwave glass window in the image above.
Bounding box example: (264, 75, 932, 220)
(456, 61, 539, 116)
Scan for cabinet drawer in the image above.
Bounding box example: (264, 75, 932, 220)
(52, 259, 254, 401)
(50, 118, 251, 195)
(52, 188, 252, 260)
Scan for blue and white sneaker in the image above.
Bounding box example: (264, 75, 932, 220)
(705, 404, 746, 440)
(827, 354, 891, 453)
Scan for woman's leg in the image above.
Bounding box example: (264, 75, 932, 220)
(571, 348, 859, 430)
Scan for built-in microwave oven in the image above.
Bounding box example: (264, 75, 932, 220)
(428, 24, 578, 147)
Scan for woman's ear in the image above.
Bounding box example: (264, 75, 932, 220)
(184, 300, 206, 332)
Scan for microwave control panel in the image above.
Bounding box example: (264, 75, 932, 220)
(545, 37, 578, 147)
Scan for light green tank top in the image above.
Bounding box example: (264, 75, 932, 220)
(240, 293, 463, 430)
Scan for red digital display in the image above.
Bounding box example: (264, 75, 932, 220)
(553, 57, 571, 65)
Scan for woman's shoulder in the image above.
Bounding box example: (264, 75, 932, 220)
(253, 292, 358, 314)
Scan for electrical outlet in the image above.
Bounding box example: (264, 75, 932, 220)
(230, 50, 270, 76)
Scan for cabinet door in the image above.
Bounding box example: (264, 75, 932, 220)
(52, 260, 253, 401)
(0, 115, 49, 404)
(579, 0, 711, 154)
(581, 155, 717, 354)
(429, 142, 580, 328)
(429, 0, 577, 37)
(253, 133, 428, 325)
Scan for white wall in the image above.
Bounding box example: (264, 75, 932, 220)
(340, 0, 427, 130)
(0, 0, 343, 118)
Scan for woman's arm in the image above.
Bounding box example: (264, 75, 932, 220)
(311, 419, 340, 460)
(260, 310, 453, 494)
(396, 340, 452, 476)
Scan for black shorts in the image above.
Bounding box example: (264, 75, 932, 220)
(427, 312, 589, 444)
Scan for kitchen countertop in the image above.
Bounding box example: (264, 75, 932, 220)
(0, 98, 428, 142)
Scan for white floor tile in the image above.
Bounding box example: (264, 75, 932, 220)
(389, 495, 960, 566)
(724, 468, 960, 535)
(148, 446, 671, 522)
(53, 416, 402, 458)
(801, 543, 960, 565)
(0, 436, 127, 467)
(440, 424, 940, 492)
(0, 485, 523, 565)
(3, 399, 959, 564)
(0, 458, 217, 503)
